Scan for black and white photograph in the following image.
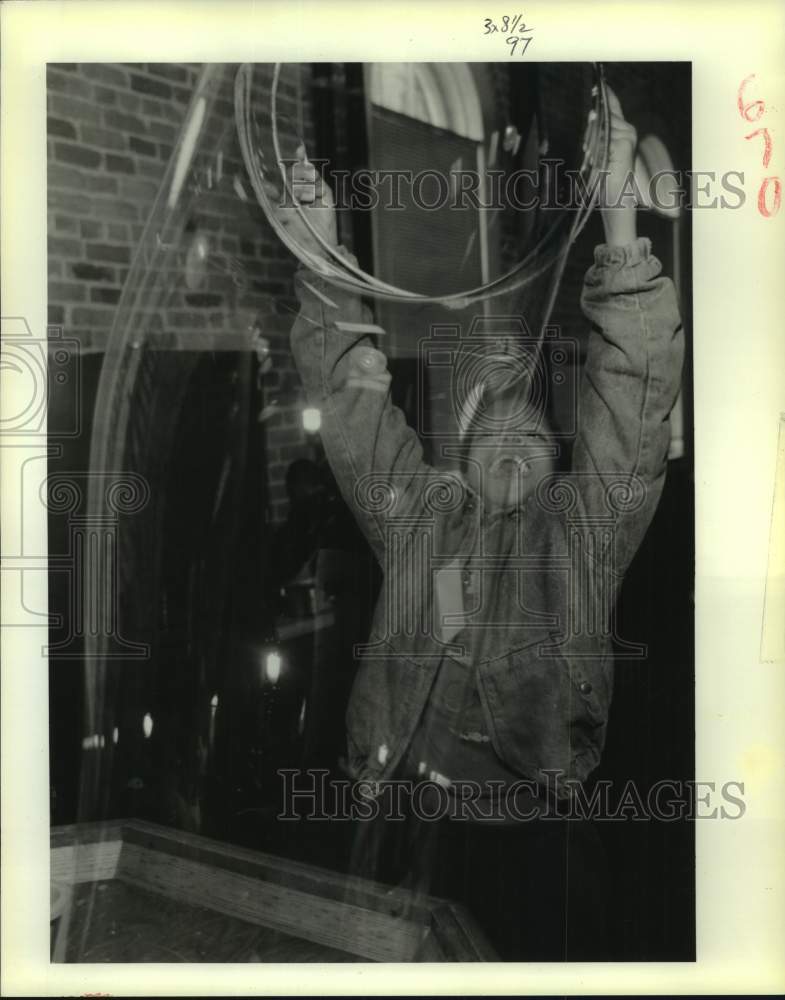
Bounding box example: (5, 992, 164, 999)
(44, 56, 694, 964)
(2, 1, 784, 995)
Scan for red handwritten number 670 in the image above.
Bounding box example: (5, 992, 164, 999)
(738, 74, 780, 217)
(745, 127, 772, 168)
(738, 74, 765, 121)
(758, 177, 782, 218)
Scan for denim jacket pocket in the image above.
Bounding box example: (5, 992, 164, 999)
(345, 639, 437, 782)
(478, 635, 608, 787)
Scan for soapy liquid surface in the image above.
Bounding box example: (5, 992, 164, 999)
(63, 879, 359, 962)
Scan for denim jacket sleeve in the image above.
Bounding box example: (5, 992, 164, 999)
(289, 247, 451, 564)
(574, 235, 684, 575)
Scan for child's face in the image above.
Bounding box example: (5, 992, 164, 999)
(466, 430, 557, 512)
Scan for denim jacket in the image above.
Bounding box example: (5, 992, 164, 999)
(290, 237, 684, 799)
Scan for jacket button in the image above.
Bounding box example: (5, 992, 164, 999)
(355, 347, 387, 374)
(579, 680, 593, 695)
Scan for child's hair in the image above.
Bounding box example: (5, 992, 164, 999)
(455, 347, 560, 488)
(458, 345, 550, 446)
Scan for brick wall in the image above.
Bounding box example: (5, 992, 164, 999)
(47, 62, 317, 523)
(48, 63, 196, 329)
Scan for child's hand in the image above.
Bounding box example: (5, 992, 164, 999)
(589, 84, 639, 246)
(263, 145, 338, 257)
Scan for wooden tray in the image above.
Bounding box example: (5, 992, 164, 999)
(51, 820, 497, 962)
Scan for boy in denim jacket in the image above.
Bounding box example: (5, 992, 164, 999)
(278, 86, 684, 958)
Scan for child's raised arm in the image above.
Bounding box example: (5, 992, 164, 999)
(573, 88, 684, 577)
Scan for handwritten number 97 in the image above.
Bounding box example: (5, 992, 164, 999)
(507, 34, 532, 56)
(738, 74, 780, 218)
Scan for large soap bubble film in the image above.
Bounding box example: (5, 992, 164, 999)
(79, 64, 310, 824)
(53, 61, 611, 963)
(77, 59, 605, 824)
(62, 64, 323, 961)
